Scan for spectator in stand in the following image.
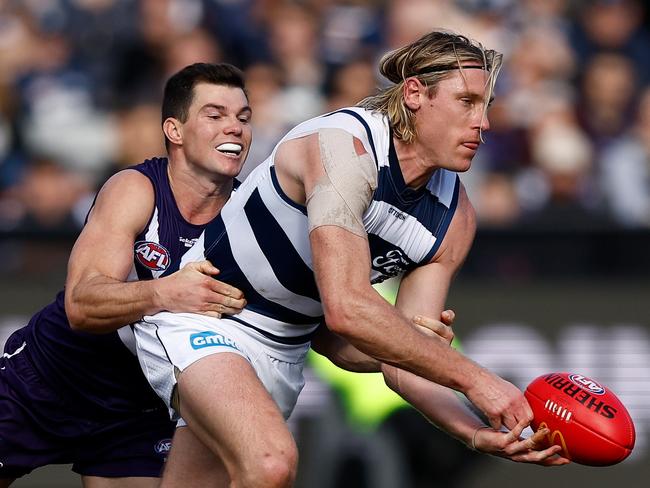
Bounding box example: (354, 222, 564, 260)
(325, 60, 377, 112)
(266, 1, 325, 126)
(575, 52, 638, 152)
(569, 0, 650, 85)
(238, 62, 289, 180)
(518, 118, 615, 232)
(600, 85, 650, 228)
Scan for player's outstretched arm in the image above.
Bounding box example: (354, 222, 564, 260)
(392, 187, 533, 432)
(382, 365, 569, 466)
(313, 306, 566, 465)
(65, 170, 245, 333)
(311, 311, 455, 373)
(384, 303, 568, 465)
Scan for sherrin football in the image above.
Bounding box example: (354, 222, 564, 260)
(524, 372, 635, 466)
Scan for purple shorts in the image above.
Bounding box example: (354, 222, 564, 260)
(0, 332, 175, 480)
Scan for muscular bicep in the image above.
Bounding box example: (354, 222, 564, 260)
(65, 170, 154, 291)
(310, 224, 373, 307)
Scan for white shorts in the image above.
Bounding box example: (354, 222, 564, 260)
(134, 312, 310, 421)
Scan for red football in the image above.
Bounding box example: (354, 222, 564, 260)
(524, 372, 635, 466)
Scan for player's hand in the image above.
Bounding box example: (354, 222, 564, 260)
(464, 369, 534, 432)
(411, 309, 455, 345)
(155, 260, 246, 318)
(471, 419, 571, 466)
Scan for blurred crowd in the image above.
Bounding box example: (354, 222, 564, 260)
(1, 0, 650, 234)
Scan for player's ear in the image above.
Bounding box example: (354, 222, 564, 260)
(403, 77, 424, 111)
(163, 118, 183, 146)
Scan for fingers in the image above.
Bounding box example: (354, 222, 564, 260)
(511, 445, 570, 466)
(501, 411, 522, 431)
(211, 291, 246, 314)
(504, 394, 533, 431)
(203, 278, 246, 315)
(487, 415, 502, 431)
(188, 260, 221, 276)
(440, 309, 455, 326)
(501, 423, 538, 456)
(494, 425, 570, 466)
(200, 298, 245, 317)
(528, 426, 550, 448)
(412, 315, 454, 344)
(210, 280, 245, 300)
(201, 310, 223, 319)
(477, 411, 570, 467)
(508, 418, 527, 441)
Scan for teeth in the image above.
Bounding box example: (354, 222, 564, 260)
(216, 143, 242, 154)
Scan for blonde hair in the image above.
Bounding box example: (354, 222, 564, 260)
(358, 31, 503, 144)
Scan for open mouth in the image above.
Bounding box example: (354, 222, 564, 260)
(216, 142, 243, 156)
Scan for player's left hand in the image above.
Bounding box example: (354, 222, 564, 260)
(411, 309, 455, 345)
(472, 419, 571, 466)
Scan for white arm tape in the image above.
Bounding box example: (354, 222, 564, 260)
(306, 128, 378, 238)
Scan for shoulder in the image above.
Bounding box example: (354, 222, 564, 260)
(430, 181, 476, 266)
(286, 107, 387, 145)
(89, 169, 155, 224)
(454, 182, 476, 234)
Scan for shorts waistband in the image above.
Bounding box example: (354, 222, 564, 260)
(221, 316, 315, 346)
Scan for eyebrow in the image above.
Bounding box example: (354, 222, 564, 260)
(457, 89, 494, 104)
(201, 103, 252, 114)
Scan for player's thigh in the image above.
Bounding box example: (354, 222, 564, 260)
(161, 426, 229, 488)
(82, 476, 160, 488)
(177, 352, 296, 467)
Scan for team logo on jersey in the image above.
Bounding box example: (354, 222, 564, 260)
(135, 241, 170, 271)
(190, 331, 240, 351)
(388, 207, 406, 221)
(372, 249, 409, 279)
(179, 236, 198, 248)
(154, 438, 172, 455)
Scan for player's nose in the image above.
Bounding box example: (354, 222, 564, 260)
(224, 116, 243, 135)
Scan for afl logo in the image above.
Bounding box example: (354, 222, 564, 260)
(569, 374, 606, 395)
(154, 438, 172, 455)
(135, 241, 170, 271)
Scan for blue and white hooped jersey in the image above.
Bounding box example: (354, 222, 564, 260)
(182, 107, 459, 344)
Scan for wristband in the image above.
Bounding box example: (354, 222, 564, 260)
(471, 425, 490, 451)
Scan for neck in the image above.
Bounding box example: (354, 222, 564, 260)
(393, 137, 438, 189)
(167, 160, 233, 225)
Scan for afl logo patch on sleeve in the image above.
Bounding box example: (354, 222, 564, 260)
(135, 241, 171, 271)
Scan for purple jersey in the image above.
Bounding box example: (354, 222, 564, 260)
(0, 157, 211, 478)
(22, 158, 206, 414)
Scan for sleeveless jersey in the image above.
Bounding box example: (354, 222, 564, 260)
(22, 157, 209, 415)
(180, 107, 459, 344)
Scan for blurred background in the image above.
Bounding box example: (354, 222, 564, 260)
(1, 0, 649, 486)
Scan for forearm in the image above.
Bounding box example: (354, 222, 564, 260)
(327, 290, 482, 392)
(382, 364, 484, 447)
(311, 325, 381, 373)
(67, 275, 163, 333)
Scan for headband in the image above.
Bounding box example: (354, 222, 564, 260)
(409, 64, 487, 77)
